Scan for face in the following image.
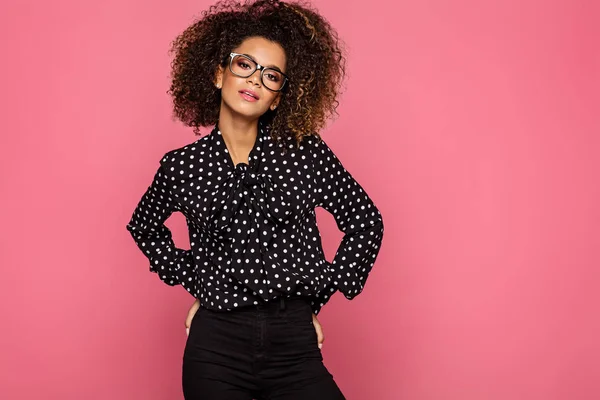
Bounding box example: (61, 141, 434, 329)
(214, 36, 287, 121)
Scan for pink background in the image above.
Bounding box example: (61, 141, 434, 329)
(1, 0, 599, 399)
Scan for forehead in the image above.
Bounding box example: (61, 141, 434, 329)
(233, 36, 287, 71)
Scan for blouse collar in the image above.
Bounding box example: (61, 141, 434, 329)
(210, 119, 270, 173)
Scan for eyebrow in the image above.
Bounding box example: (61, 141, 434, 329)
(242, 53, 284, 72)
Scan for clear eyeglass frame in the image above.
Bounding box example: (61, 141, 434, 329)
(227, 52, 290, 92)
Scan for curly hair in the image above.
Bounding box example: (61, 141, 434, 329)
(167, 0, 347, 149)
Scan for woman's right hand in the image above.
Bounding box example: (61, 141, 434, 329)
(185, 299, 201, 336)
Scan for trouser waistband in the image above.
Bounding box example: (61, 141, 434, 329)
(255, 295, 308, 312)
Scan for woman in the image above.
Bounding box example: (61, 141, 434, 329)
(126, 0, 385, 398)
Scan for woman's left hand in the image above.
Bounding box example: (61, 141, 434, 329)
(185, 299, 201, 336)
(312, 313, 324, 349)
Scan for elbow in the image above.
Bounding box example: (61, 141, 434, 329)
(370, 214, 384, 243)
(376, 215, 384, 234)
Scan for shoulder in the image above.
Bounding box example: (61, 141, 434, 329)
(159, 134, 211, 172)
(298, 133, 343, 172)
(298, 132, 336, 160)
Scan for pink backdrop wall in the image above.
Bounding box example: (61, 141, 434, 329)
(1, 0, 598, 399)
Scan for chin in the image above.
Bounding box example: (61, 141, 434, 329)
(224, 97, 267, 119)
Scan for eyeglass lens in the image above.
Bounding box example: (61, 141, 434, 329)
(230, 54, 285, 91)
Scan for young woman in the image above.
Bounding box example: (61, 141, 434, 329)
(126, 0, 385, 398)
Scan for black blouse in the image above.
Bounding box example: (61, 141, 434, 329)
(126, 121, 384, 315)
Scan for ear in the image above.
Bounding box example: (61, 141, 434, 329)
(270, 93, 282, 110)
(214, 65, 224, 88)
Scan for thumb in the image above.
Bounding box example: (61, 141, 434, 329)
(185, 316, 193, 336)
(314, 322, 324, 349)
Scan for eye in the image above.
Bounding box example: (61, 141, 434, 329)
(265, 71, 282, 82)
(237, 60, 252, 69)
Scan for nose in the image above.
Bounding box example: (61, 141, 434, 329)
(247, 70, 261, 86)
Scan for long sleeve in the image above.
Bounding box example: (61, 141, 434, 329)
(309, 138, 385, 315)
(125, 161, 193, 286)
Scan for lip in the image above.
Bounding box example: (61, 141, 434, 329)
(239, 89, 260, 100)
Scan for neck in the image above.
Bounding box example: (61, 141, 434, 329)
(217, 107, 260, 164)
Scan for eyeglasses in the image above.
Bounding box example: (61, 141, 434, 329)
(227, 52, 289, 92)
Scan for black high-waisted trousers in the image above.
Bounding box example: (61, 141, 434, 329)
(182, 295, 346, 400)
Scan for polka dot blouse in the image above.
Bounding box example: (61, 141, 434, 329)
(126, 122, 384, 315)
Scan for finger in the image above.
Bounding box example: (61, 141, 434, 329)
(184, 317, 193, 333)
(185, 308, 197, 329)
(314, 323, 324, 349)
(186, 327, 189, 336)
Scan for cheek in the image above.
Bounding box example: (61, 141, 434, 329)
(263, 92, 280, 105)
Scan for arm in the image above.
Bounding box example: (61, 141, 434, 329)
(125, 161, 192, 286)
(309, 138, 385, 315)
